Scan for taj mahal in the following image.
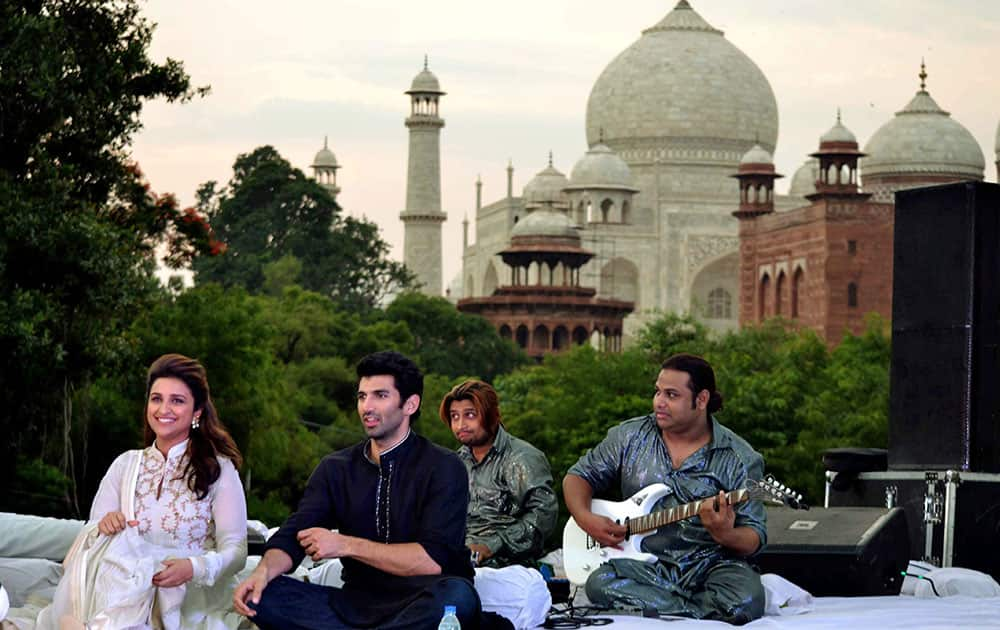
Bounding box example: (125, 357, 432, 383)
(313, 0, 997, 349)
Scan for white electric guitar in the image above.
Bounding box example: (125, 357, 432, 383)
(563, 476, 805, 585)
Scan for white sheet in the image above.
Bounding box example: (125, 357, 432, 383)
(567, 595, 1000, 629)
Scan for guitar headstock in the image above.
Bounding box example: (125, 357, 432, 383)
(746, 475, 809, 510)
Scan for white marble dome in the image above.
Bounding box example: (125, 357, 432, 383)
(510, 207, 578, 239)
(820, 116, 857, 145)
(567, 143, 636, 190)
(740, 144, 773, 165)
(522, 159, 570, 208)
(862, 90, 984, 181)
(312, 138, 338, 168)
(789, 158, 819, 197)
(586, 0, 778, 156)
(408, 64, 443, 94)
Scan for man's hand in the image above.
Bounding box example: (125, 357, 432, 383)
(297, 528, 350, 562)
(233, 564, 270, 618)
(97, 511, 138, 536)
(233, 549, 292, 618)
(468, 543, 493, 565)
(578, 512, 628, 548)
(152, 558, 193, 588)
(698, 491, 736, 540)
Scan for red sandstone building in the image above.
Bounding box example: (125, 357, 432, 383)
(734, 69, 987, 345)
(457, 207, 633, 359)
(734, 116, 895, 343)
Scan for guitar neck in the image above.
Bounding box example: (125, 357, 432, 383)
(627, 488, 749, 535)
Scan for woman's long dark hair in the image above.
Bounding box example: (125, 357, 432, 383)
(143, 354, 242, 499)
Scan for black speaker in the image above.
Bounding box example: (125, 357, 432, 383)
(755, 507, 909, 596)
(890, 182, 1000, 472)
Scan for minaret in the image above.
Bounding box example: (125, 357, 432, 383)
(311, 136, 341, 201)
(400, 56, 446, 296)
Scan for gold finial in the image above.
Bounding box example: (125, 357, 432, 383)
(836, 107, 842, 124)
(324, 135, 328, 149)
(507, 158, 513, 170)
(548, 151, 553, 167)
(919, 58, 927, 91)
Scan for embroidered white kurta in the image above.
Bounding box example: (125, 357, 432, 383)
(89, 441, 247, 629)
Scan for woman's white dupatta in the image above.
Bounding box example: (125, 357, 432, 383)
(36, 451, 186, 630)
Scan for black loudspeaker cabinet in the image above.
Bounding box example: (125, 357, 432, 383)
(826, 470, 1000, 582)
(890, 182, 1000, 471)
(755, 506, 909, 596)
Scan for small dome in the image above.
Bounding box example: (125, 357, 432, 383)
(312, 137, 338, 168)
(406, 58, 444, 94)
(522, 157, 570, 208)
(739, 144, 774, 165)
(789, 158, 819, 197)
(862, 88, 984, 181)
(567, 143, 636, 190)
(820, 114, 857, 145)
(510, 207, 578, 239)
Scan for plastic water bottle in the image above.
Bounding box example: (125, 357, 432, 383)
(437, 604, 461, 629)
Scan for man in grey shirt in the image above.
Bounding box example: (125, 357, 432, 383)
(563, 353, 766, 625)
(440, 380, 558, 568)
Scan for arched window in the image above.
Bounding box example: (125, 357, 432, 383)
(572, 326, 589, 345)
(759, 274, 771, 321)
(706, 288, 732, 319)
(553, 326, 570, 350)
(601, 198, 613, 222)
(775, 271, 786, 316)
(621, 200, 631, 224)
(498, 324, 512, 340)
(848, 282, 858, 308)
(791, 267, 803, 318)
(532, 325, 550, 351)
(515, 325, 529, 349)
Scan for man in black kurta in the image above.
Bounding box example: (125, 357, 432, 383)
(233, 351, 481, 629)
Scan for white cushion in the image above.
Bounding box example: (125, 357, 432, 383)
(914, 567, 1000, 598)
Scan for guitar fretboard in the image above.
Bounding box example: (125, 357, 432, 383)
(626, 488, 749, 536)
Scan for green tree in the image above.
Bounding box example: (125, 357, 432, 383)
(0, 0, 210, 514)
(383, 292, 528, 381)
(192, 147, 414, 309)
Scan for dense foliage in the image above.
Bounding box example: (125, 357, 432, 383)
(1, 0, 212, 514)
(192, 146, 414, 310)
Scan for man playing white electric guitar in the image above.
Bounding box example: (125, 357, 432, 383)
(563, 353, 767, 625)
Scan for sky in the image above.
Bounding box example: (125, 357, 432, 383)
(131, 0, 1000, 290)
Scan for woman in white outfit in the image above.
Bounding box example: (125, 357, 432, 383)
(43, 353, 247, 630)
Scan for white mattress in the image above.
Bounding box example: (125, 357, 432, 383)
(579, 595, 1000, 629)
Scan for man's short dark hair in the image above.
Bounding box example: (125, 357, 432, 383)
(357, 351, 424, 422)
(661, 353, 724, 414)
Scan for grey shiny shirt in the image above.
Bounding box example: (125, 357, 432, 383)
(568, 415, 767, 574)
(458, 426, 558, 567)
